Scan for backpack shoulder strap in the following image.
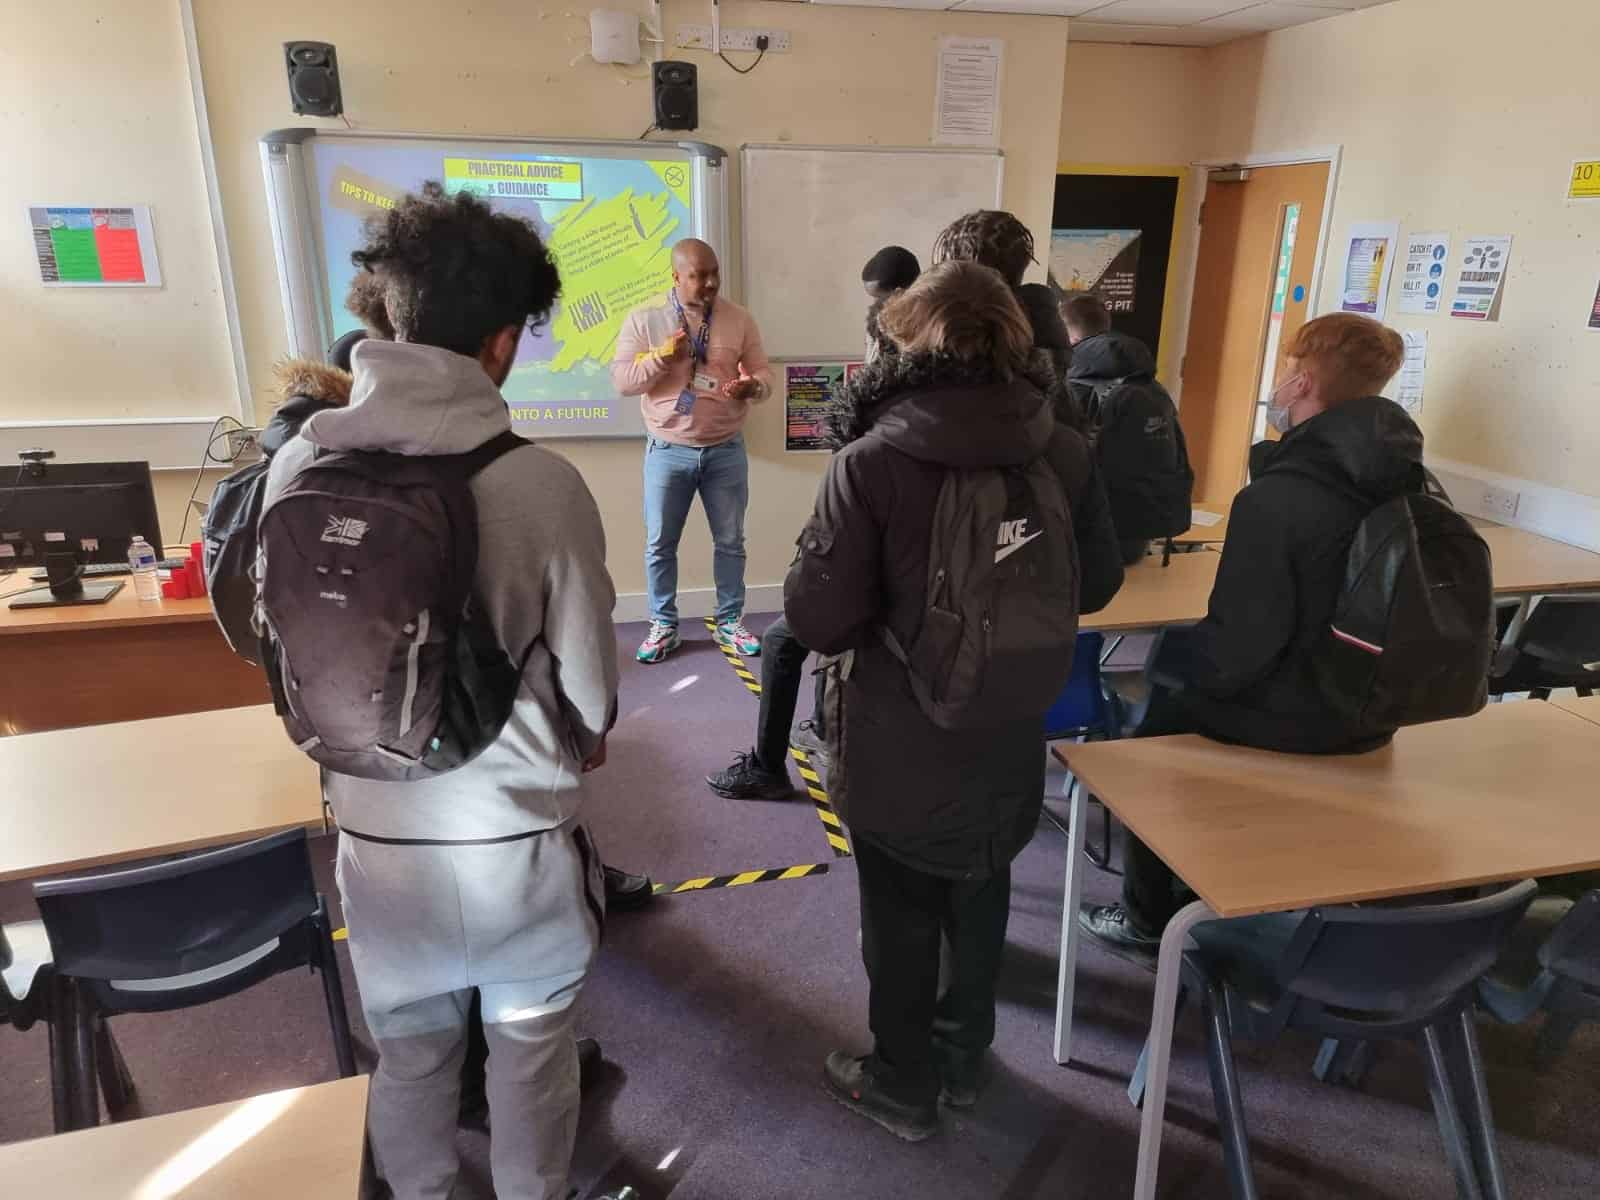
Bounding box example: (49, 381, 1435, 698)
(457, 430, 531, 478)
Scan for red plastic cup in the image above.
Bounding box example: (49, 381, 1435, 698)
(185, 557, 205, 596)
(161, 580, 179, 599)
(169, 569, 192, 600)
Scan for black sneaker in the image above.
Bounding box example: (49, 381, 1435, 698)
(707, 750, 793, 800)
(933, 1049, 984, 1109)
(822, 1051, 938, 1142)
(1078, 903, 1161, 970)
(604, 865, 655, 912)
(790, 720, 832, 773)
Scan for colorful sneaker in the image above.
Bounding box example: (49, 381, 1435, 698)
(714, 618, 762, 657)
(636, 620, 681, 664)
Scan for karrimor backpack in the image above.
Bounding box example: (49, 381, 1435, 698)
(1314, 488, 1494, 732)
(881, 461, 1081, 730)
(256, 432, 527, 781)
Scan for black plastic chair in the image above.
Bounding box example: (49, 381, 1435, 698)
(1478, 888, 1600, 1064)
(1488, 596, 1600, 699)
(33, 827, 357, 1129)
(1142, 882, 1537, 1200)
(2, 919, 81, 1132)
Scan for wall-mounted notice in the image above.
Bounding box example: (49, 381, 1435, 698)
(1568, 159, 1600, 201)
(1587, 278, 1600, 331)
(934, 36, 1003, 147)
(29, 205, 162, 287)
(785, 363, 850, 452)
(1338, 221, 1399, 318)
(1397, 232, 1450, 315)
(1396, 330, 1427, 413)
(1450, 235, 1512, 321)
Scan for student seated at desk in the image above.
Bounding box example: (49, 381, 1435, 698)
(1080, 314, 1425, 963)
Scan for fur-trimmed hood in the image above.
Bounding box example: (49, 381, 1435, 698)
(825, 349, 1056, 470)
(262, 358, 353, 456)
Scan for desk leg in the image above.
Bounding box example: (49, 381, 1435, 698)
(1133, 898, 1217, 1200)
(1053, 774, 1089, 1065)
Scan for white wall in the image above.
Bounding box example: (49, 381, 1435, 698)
(188, 0, 1069, 609)
(1205, 0, 1600, 504)
(0, 0, 235, 427)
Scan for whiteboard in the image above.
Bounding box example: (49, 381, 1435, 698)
(740, 144, 1004, 360)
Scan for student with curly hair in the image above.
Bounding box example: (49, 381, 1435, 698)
(263, 182, 630, 1200)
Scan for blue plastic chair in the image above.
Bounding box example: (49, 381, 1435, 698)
(1045, 631, 1124, 868)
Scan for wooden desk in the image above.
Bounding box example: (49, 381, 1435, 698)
(0, 1075, 368, 1199)
(1049, 700, 1600, 1200)
(0, 581, 269, 735)
(1552, 693, 1600, 727)
(1480, 524, 1600, 596)
(1081, 550, 1217, 633)
(0, 705, 322, 883)
(1172, 506, 1228, 545)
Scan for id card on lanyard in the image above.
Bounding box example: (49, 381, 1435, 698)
(672, 289, 714, 415)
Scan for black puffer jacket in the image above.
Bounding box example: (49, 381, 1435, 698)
(787, 352, 1124, 879)
(1157, 396, 1425, 754)
(1068, 331, 1193, 540)
(1016, 283, 1080, 428)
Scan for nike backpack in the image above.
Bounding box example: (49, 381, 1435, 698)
(201, 457, 273, 665)
(1314, 489, 1494, 733)
(1093, 377, 1194, 541)
(255, 432, 527, 781)
(881, 460, 1081, 730)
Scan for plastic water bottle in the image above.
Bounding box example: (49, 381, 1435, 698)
(128, 535, 160, 601)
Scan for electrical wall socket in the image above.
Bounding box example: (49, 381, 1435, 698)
(674, 24, 791, 53)
(1481, 484, 1521, 520)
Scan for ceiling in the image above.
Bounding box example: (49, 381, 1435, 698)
(809, 0, 1398, 46)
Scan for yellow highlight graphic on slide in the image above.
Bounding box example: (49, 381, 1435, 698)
(444, 157, 584, 201)
(547, 188, 679, 371)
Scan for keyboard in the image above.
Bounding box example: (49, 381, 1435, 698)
(29, 559, 188, 582)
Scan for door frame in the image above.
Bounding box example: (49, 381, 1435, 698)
(1054, 161, 1191, 386)
(1186, 143, 1344, 325)
(1173, 145, 1343, 493)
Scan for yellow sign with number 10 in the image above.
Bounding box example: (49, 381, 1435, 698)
(1569, 159, 1600, 200)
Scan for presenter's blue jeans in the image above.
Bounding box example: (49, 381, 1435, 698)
(642, 433, 748, 626)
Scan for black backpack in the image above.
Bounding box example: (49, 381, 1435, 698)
(201, 458, 273, 665)
(881, 460, 1080, 730)
(1089, 376, 1194, 540)
(1314, 489, 1494, 732)
(256, 432, 527, 782)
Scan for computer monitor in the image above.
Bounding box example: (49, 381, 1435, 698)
(0, 460, 163, 570)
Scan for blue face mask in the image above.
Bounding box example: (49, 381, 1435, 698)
(1266, 373, 1306, 434)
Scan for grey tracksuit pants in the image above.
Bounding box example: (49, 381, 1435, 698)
(335, 820, 605, 1200)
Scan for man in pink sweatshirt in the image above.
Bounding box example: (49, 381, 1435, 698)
(612, 238, 773, 664)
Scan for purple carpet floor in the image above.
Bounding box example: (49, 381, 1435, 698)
(2, 615, 1596, 1197)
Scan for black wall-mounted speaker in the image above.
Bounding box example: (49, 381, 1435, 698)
(285, 41, 344, 118)
(652, 60, 698, 132)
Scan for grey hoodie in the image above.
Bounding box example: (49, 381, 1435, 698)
(265, 339, 619, 841)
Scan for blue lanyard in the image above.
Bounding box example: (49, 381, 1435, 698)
(670, 290, 712, 364)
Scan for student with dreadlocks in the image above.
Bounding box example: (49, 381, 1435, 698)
(931, 210, 1078, 427)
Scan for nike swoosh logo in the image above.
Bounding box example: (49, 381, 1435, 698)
(994, 530, 1044, 564)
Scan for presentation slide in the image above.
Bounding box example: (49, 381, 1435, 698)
(309, 138, 698, 438)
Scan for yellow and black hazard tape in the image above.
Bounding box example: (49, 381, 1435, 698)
(699, 617, 851, 859)
(652, 862, 830, 896)
(702, 617, 763, 695)
(791, 746, 852, 858)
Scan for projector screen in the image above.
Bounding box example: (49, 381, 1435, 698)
(260, 130, 729, 439)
